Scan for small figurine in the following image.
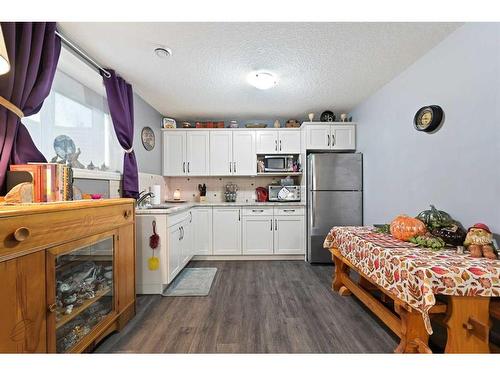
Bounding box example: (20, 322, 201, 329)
(308, 113, 314, 122)
(464, 223, 497, 259)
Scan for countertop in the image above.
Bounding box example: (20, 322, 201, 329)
(135, 201, 305, 215)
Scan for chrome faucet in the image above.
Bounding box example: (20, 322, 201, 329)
(136, 190, 155, 208)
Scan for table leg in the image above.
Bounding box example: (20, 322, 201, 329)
(394, 303, 430, 353)
(332, 249, 351, 295)
(444, 296, 491, 353)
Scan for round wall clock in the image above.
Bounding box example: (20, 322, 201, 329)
(414, 105, 444, 133)
(141, 126, 155, 151)
(320, 110, 336, 122)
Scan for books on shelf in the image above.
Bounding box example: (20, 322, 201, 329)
(9, 163, 73, 202)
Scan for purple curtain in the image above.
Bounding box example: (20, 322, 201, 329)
(102, 70, 138, 199)
(0, 22, 61, 193)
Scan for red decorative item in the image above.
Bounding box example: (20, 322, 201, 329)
(468, 223, 491, 234)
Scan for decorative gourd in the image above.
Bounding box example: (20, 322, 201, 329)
(390, 215, 427, 241)
(416, 205, 453, 229)
(431, 221, 467, 246)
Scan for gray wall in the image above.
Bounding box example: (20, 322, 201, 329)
(352, 23, 500, 234)
(133, 93, 163, 175)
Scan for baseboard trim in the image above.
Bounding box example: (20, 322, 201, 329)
(192, 255, 305, 261)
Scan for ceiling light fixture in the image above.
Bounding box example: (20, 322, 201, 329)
(0, 25, 10, 75)
(154, 47, 172, 59)
(247, 71, 277, 90)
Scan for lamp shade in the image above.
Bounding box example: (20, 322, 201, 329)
(0, 25, 10, 75)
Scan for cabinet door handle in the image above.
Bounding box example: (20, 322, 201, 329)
(279, 139, 282, 151)
(331, 133, 335, 146)
(189, 211, 192, 223)
(187, 162, 190, 173)
(123, 210, 132, 219)
(179, 226, 183, 241)
(275, 219, 278, 230)
(283, 209, 295, 212)
(238, 210, 241, 221)
(327, 134, 330, 146)
(183, 162, 186, 173)
(13, 227, 30, 242)
(270, 219, 273, 231)
(229, 162, 232, 173)
(252, 209, 264, 212)
(275, 139, 277, 151)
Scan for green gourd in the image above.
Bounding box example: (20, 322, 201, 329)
(416, 205, 453, 229)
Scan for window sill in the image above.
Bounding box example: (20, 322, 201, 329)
(72, 168, 122, 181)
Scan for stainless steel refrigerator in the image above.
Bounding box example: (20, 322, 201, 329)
(307, 153, 363, 263)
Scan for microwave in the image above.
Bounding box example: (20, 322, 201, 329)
(263, 155, 295, 172)
(268, 185, 301, 202)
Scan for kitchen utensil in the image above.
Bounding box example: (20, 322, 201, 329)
(255, 187, 268, 202)
(148, 221, 160, 271)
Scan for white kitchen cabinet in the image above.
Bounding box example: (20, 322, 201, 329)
(256, 130, 278, 153)
(242, 215, 274, 254)
(167, 223, 182, 283)
(331, 125, 356, 150)
(233, 131, 256, 175)
(162, 131, 186, 176)
(305, 123, 356, 151)
(180, 216, 193, 266)
(256, 130, 301, 154)
(186, 131, 210, 175)
(305, 124, 330, 150)
(273, 215, 305, 255)
(278, 130, 301, 153)
(192, 207, 212, 255)
(209, 131, 233, 175)
(212, 208, 242, 255)
(163, 130, 210, 176)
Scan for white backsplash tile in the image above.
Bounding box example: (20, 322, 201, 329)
(165, 176, 302, 203)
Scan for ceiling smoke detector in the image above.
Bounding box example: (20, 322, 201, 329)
(154, 47, 172, 59)
(247, 71, 277, 90)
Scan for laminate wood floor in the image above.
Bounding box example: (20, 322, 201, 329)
(95, 261, 398, 353)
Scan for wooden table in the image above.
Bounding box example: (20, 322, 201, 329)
(324, 227, 500, 354)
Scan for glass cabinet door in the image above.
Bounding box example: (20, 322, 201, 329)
(48, 234, 115, 353)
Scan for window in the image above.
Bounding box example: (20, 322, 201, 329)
(23, 47, 123, 173)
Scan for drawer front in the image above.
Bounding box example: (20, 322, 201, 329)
(274, 207, 305, 216)
(242, 207, 274, 216)
(0, 203, 134, 261)
(167, 210, 191, 228)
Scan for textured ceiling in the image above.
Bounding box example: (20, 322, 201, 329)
(58, 22, 461, 120)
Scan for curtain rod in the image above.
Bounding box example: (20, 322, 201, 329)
(55, 30, 111, 78)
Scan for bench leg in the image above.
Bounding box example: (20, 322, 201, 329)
(444, 296, 490, 353)
(394, 303, 430, 353)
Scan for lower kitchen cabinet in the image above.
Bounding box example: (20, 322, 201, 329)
(212, 208, 242, 255)
(167, 224, 182, 282)
(166, 212, 193, 283)
(192, 208, 213, 255)
(274, 215, 305, 254)
(242, 215, 274, 254)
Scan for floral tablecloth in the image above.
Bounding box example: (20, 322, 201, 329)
(324, 226, 500, 334)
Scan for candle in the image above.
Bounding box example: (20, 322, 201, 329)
(173, 188, 181, 200)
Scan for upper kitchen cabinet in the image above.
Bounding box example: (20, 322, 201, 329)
(162, 130, 210, 176)
(210, 130, 256, 176)
(256, 129, 301, 154)
(162, 131, 186, 176)
(305, 123, 356, 151)
(209, 130, 233, 175)
(232, 131, 256, 175)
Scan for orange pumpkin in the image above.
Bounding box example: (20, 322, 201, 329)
(390, 215, 427, 241)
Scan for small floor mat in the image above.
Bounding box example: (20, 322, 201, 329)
(162, 267, 217, 297)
